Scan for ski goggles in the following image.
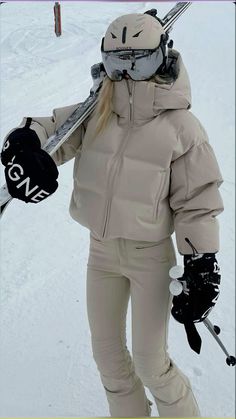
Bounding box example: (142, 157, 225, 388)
(101, 46, 164, 81)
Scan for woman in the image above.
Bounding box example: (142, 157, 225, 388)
(1, 11, 223, 418)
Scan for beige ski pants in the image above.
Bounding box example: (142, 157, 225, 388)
(86, 233, 200, 417)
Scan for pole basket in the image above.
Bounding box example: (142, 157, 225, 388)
(54, 2, 62, 37)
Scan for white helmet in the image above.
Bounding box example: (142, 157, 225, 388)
(101, 10, 169, 81)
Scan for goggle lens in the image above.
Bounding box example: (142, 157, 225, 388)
(101, 47, 164, 81)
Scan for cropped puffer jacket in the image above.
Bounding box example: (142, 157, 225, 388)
(8, 51, 224, 254)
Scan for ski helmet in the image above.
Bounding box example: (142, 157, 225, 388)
(101, 11, 169, 81)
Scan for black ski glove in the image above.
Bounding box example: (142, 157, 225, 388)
(1, 124, 58, 203)
(1, 125, 42, 166)
(172, 253, 221, 323)
(171, 253, 221, 353)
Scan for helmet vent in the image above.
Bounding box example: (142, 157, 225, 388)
(122, 26, 127, 44)
(132, 30, 143, 38)
(111, 32, 117, 39)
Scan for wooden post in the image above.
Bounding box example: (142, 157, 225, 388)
(54, 2, 62, 37)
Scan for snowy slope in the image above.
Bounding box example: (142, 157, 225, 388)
(0, 1, 235, 417)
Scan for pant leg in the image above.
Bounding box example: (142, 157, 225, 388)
(122, 237, 201, 418)
(86, 236, 152, 417)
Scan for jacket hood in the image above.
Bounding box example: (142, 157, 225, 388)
(111, 50, 192, 123)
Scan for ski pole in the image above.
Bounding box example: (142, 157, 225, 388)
(169, 265, 236, 366)
(203, 318, 236, 366)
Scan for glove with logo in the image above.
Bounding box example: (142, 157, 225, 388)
(171, 253, 221, 353)
(1, 122, 58, 203)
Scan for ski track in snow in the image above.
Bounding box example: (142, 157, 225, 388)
(0, 2, 235, 417)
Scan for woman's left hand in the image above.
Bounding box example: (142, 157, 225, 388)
(171, 253, 221, 324)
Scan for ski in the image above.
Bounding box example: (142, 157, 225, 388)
(0, 63, 106, 218)
(162, 2, 192, 33)
(0, 1, 192, 219)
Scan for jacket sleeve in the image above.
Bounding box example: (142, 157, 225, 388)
(169, 115, 224, 255)
(3, 103, 85, 166)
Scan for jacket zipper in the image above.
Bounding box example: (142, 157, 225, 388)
(127, 79, 134, 123)
(102, 81, 134, 238)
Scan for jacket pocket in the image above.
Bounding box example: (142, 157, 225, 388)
(152, 170, 168, 221)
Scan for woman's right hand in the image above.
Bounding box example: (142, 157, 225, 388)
(1, 127, 59, 203)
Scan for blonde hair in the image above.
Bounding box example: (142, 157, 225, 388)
(95, 73, 173, 135)
(95, 77, 114, 135)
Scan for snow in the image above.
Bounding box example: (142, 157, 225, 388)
(0, 1, 235, 417)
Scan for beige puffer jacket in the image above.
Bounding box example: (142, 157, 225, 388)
(11, 51, 224, 254)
